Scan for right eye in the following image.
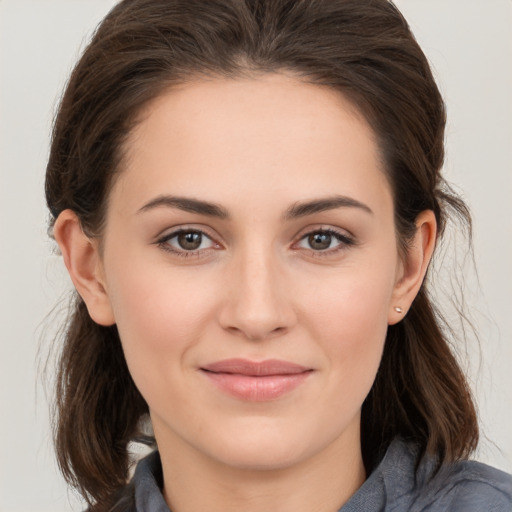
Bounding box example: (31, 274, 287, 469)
(157, 229, 218, 256)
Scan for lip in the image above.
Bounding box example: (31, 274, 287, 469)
(200, 358, 313, 401)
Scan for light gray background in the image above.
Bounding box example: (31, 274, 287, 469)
(0, 1, 511, 511)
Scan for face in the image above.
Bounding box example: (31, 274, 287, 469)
(98, 74, 404, 471)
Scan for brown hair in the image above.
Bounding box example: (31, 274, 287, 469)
(45, 0, 478, 509)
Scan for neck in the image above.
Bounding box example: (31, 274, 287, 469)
(156, 422, 366, 512)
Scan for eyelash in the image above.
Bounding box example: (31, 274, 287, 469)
(293, 228, 355, 257)
(156, 227, 355, 259)
(156, 228, 219, 258)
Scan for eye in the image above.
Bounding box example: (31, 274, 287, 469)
(295, 229, 354, 252)
(158, 229, 218, 254)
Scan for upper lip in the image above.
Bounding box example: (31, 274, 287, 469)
(201, 358, 311, 376)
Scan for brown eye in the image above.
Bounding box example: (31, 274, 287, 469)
(295, 229, 354, 254)
(177, 231, 203, 250)
(308, 232, 333, 250)
(158, 229, 217, 254)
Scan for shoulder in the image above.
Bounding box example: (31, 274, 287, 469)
(359, 439, 512, 512)
(418, 459, 512, 512)
(394, 440, 512, 512)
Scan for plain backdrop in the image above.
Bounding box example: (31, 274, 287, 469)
(0, 1, 511, 511)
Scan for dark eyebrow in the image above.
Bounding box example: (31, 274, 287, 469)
(137, 195, 230, 219)
(284, 195, 373, 219)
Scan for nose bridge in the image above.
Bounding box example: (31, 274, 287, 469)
(220, 240, 294, 340)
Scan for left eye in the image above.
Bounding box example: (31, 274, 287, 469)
(162, 230, 215, 252)
(296, 230, 350, 251)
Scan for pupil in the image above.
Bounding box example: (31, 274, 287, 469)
(309, 232, 331, 250)
(178, 231, 202, 250)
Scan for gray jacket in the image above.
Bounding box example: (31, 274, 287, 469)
(129, 438, 512, 511)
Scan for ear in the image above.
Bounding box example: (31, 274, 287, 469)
(53, 209, 115, 326)
(388, 210, 437, 325)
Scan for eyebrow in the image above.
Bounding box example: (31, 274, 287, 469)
(137, 195, 230, 219)
(137, 194, 373, 219)
(283, 195, 373, 219)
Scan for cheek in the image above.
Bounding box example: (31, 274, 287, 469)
(302, 260, 394, 334)
(105, 265, 219, 390)
(304, 295, 388, 434)
(299, 263, 395, 391)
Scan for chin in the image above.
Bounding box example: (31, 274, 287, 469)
(212, 440, 310, 472)
(195, 419, 332, 472)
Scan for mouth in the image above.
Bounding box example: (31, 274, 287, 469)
(200, 359, 313, 401)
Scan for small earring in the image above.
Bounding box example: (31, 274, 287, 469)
(394, 307, 403, 313)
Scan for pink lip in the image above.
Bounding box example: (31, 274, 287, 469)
(200, 359, 313, 401)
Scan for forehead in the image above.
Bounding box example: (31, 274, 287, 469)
(115, 73, 392, 218)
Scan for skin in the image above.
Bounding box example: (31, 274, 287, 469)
(55, 73, 436, 512)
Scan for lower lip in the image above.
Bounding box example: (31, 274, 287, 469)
(202, 371, 311, 401)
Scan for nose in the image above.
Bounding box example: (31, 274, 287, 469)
(218, 247, 296, 341)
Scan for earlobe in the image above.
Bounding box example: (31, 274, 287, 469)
(53, 210, 115, 326)
(388, 210, 437, 325)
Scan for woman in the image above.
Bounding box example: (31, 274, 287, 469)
(45, 0, 512, 511)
